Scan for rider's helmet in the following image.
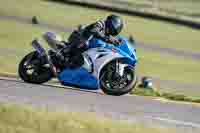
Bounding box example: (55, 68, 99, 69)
(105, 14, 124, 36)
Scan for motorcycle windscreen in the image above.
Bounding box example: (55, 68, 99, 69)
(116, 36, 137, 62)
(89, 37, 137, 65)
(58, 67, 98, 90)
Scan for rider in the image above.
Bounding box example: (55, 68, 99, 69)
(61, 14, 124, 67)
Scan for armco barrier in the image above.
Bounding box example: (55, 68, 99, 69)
(51, 0, 200, 30)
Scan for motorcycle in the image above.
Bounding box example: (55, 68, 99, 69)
(18, 31, 138, 96)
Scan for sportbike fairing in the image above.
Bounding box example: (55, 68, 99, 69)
(58, 37, 137, 90)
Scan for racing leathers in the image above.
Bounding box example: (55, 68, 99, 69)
(61, 20, 120, 67)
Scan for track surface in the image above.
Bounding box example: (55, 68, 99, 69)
(0, 78, 200, 132)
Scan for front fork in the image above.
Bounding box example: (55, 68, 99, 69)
(116, 60, 126, 77)
(32, 39, 58, 77)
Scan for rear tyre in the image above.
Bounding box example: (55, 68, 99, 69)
(18, 51, 52, 84)
(100, 63, 137, 96)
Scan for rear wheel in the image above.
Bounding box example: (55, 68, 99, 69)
(100, 61, 137, 96)
(18, 51, 53, 84)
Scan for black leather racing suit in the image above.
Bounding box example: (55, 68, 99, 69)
(68, 20, 118, 50)
(63, 20, 119, 67)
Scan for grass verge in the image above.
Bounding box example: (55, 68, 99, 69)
(87, 0, 200, 22)
(0, 20, 68, 74)
(0, 0, 200, 53)
(0, 103, 175, 133)
(132, 86, 200, 103)
(118, 0, 200, 17)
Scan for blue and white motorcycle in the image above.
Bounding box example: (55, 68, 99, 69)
(18, 32, 138, 96)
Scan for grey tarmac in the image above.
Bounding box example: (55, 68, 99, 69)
(0, 78, 200, 132)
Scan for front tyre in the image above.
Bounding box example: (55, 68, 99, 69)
(100, 65, 137, 96)
(18, 51, 52, 84)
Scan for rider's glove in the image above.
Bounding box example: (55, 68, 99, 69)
(108, 37, 121, 46)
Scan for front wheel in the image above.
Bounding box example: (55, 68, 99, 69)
(100, 64, 137, 96)
(18, 51, 53, 84)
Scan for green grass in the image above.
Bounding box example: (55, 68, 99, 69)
(0, 20, 68, 74)
(0, 0, 200, 53)
(121, 0, 200, 15)
(137, 48, 200, 85)
(132, 86, 200, 103)
(100, 0, 200, 22)
(158, 88, 200, 99)
(0, 20, 44, 74)
(0, 104, 175, 133)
